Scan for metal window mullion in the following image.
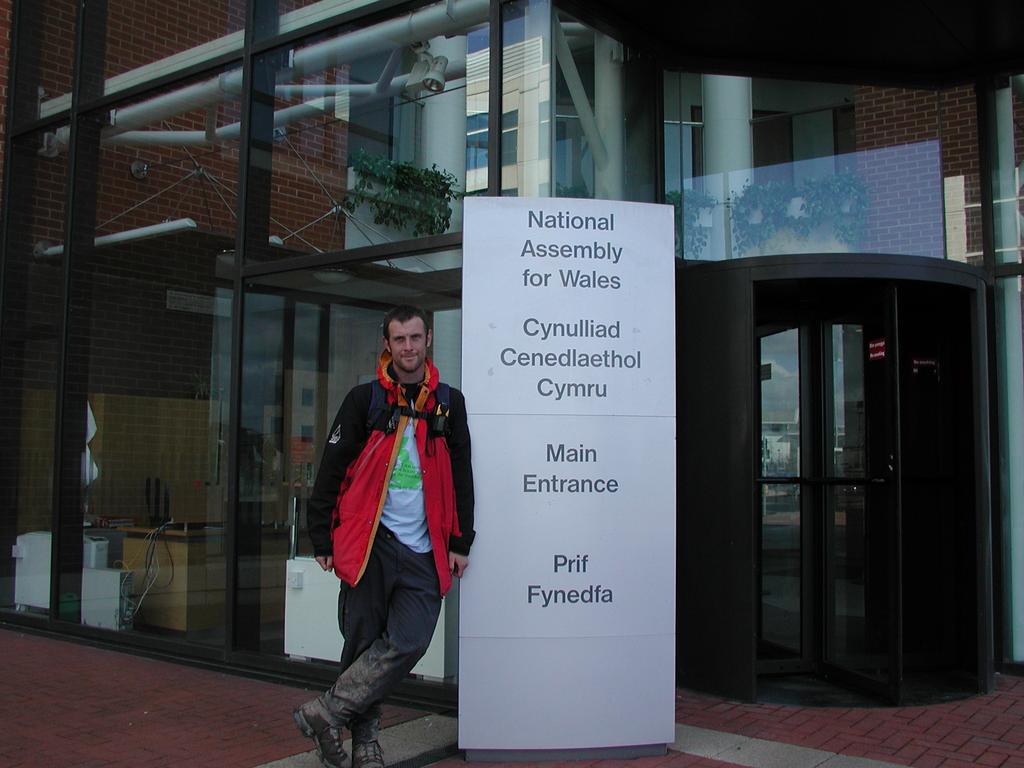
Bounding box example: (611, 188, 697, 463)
(976, 78, 999, 277)
(0, 0, 29, 344)
(48, 0, 106, 623)
(223, 0, 264, 659)
(487, 0, 504, 196)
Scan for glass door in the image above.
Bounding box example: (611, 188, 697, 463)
(819, 297, 901, 702)
(758, 327, 807, 669)
(757, 283, 903, 702)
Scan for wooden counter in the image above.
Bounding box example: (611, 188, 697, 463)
(120, 526, 225, 632)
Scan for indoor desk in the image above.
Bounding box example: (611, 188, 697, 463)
(120, 526, 225, 632)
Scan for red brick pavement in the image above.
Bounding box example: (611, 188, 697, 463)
(7, 625, 1024, 768)
(0, 628, 424, 768)
(434, 676, 1024, 768)
(676, 675, 1024, 768)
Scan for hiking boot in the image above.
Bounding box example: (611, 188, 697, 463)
(293, 698, 348, 768)
(351, 739, 385, 768)
(350, 713, 380, 745)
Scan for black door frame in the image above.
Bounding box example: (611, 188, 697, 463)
(677, 253, 993, 704)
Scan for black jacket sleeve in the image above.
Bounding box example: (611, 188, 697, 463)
(446, 387, 476, 556)
(307, 383, 373, 557)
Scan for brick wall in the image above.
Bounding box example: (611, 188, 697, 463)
(853, 85, 982, 261)
(853, 87, 943, 257)
(104, 0, 246, 79)
(0, 0, 11, 203)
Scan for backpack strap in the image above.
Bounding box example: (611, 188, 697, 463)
(366, 380, 391, 433)
(430, 382, 451, 438)
(367, 380, 453, 437)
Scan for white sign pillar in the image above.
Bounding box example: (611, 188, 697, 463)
(459, 197, 676, 758)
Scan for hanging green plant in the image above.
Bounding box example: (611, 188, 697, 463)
(799, 169, 868, 245)
(343, 148, 459, 237)
(730, 179, 794, 253)
(730, 171, 868, 255)
(666, 189, 718, 258)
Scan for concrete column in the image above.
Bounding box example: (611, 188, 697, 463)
(701, 75, 752, 259)
(701, 75, 752, 176)
(593, 33, 623, 200)
(421, 35, 469, 232)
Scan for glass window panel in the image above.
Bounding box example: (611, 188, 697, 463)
(760, 329, 800, 478)
(245, 10, 489, 263)
(55, 70, 241, 642)
(668, 75, 984, 262)
(11, 1, 77, 127)
(103, 2, 245, 92)
(502, 4, 656, 201)
(996, 276, 1024, 663)
(501, 0, 551, 197)
(828, 324, 866, 478)
(825, 484, 889, 682)
(759, 483, 801, 657)
(992, 77, 1024, 265)
(36, 2, 247, 116)
(0, 128, 69, 617)
(238, 249, 463, 673)
(940, 85, 983, 267)
(254, 0, 392, 42)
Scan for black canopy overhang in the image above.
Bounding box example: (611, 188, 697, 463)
(583, 0, 1024, 87)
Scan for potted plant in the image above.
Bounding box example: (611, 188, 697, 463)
(343, 148, 459, 237)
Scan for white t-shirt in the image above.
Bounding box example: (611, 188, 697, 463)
(380, 420, 431, 552)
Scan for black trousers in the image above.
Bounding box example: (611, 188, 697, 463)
(325, 527, 442, 730)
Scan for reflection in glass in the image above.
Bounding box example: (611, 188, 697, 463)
(255, 0, 386, 42)
(102, 1, 246, 82)
(826, 485, 888, 681)
(760, 329, 800, 478)
(0, 129, 69, 617)
(992, 78, 1024, 265)
(238, 250, 463, 677)
(829, 325, 866, 477)
(246, 6, 489, 263)
(666, 77, 973, 261)
(501, 0, 551, 196)
(760, 484, 800, 656)
(501, 0, 656, 200)
(54, 71, 241, 642)
(996, 276, 1024, 662)
(12, 1, 77, 126)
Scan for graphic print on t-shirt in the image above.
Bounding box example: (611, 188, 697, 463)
(390, 426, 423, 490)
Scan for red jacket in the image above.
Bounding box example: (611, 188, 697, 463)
(331, 354, 461, 595)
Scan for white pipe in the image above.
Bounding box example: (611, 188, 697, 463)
(273, 60, 466, 98)
(106, 64, 471, 149)
(110, 72, 243, 133)
(36, 217, 198, 256)
(36, 219, 285, 255)
(101, 0, 487, 136)
(43, 1, 479, 154)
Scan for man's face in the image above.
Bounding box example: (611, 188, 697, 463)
(384, 317, 432, 382)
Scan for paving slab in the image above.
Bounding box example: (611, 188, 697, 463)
(672, 724, 905, 768)
(257, 714, 458, 768)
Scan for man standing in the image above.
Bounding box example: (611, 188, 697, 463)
(294, 305, 475, 768)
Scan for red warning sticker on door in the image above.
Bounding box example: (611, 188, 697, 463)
(868, 338, 886, 361)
